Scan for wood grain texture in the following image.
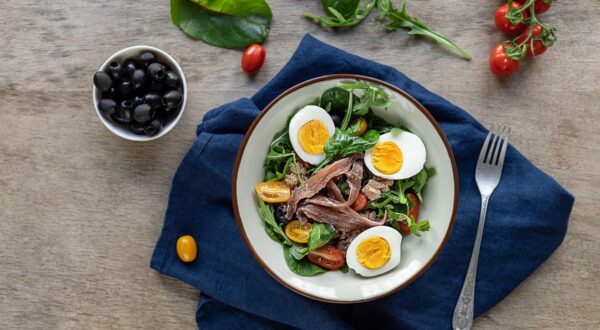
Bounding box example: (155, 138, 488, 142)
(1, 0, 599, 329)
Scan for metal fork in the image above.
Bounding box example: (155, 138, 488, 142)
(452, 124, 511, 330)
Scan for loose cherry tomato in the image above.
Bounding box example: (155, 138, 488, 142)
(285, 220, 312, 243)
(516, 25, 547, 57)
(255, 181, 290, 203)
(534, 0, 552, 14)
(241, 44, 265, 74)
(495, 2, 528, 34)
(307, 244, 344, 270)
(352, 193, 367, 211)
(400, 193, 419, 234)
(176, 235, 197, 263)
(489, 44, 520, 77)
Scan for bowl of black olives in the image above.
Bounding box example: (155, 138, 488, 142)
(93, 46, 186, 141)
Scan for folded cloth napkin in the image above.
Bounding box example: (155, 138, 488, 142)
(151, 34, 574, 329)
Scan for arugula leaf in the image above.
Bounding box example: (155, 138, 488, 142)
(338, 81, 390, 115)
(376, 0, 471, 60)
(284, 245, 326, 276)
(305, 0, 377, 28)
(263, 111, 301, 181)
(171, 0, 272, 49)
(257, 197, 292, 245)
(308, 223, 338, 251)
(412, 167, 436, 203)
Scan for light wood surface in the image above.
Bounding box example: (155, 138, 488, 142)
(1, 1, 599, 329)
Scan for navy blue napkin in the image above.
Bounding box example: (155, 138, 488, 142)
(151, 35, 574, 329)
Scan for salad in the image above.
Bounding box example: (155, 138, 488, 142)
(255, 81, 435, 277)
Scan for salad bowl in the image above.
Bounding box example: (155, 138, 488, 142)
(232, 74, 458, 303)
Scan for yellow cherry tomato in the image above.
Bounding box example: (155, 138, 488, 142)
(285, 220, 312, 243)
(176, 235, 197, 263)
(351, 117, 368, 136)
(255, 181, 291, 203)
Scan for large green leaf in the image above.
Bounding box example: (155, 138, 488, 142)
(171, 0, 272, 49)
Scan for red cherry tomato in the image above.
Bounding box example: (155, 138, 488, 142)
(241, 44, 265, 74)
(495, 2, 528, 34)
(400, 193, 420, 234)
(307, 244, 344, 270)
(516, 25, 547, 57)
(351, 193, 367, 211)
(534, 0, 552, 14)
(489, 44, 520, 77)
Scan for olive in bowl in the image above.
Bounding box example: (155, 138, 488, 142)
(92, 45, 187, 141)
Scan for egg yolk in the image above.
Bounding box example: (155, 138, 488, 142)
(298, 120, 330, 154)
(356, 236, 391, 270)
(372, 141, 403, 174)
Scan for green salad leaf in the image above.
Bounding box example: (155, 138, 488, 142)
(312, 128, 380, 172)
(305, 0, 377, 28)
(257, 197, 292, 245)
(308, 223, 338, 251)
(171, 0, 272, 49)
(284, 245, 326, 276)
(321, 0, 360, 19)
(338, 81, 390, 115)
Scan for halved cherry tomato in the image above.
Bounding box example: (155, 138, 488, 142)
(489, 44, 520, 77)
(241, 44, 266, 74)
(352, 193, 367, 211)
(516, 25, 547, 57)
(350, 117, 368, 136)
(307, 244, 344, 270)
(534, 0, 552, 14)
(255, 181, 290, 203)
(495, 2, 528, 34)
(400, 193, 420, 234)
(285, 220, 312, 243)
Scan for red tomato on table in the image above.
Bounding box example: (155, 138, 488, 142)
(489, 44, 520, 77)
(241, 44, 266, 74)
(517, 25, 547, 57)
(495, 2, 528, 34)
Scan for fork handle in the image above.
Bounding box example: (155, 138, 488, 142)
(452, 196, 490, 330)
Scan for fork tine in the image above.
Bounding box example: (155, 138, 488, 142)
(495, 127, 510, 167)
(478, 124, 495, 164)
(486, 125, 503, 164)
(491, 125, 507, 165)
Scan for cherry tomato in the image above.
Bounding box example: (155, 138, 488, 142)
(352, 193, 367, 211)
(516, 25, 547, 57)
(176, 235, 197, 263)
(400, 193, 419, 234)
(495, 2, 528, 34)
(489, 44, 520, 77)
(241, 44, 266, 74)
(534, 0, 551, 14)
(350, 117, 368, 136)
(255, 181, 290, 203)
(285, 220, 312, 243)
(307, 244, 344, 270)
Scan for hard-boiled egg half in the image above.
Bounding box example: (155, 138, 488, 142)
(346, 226, 402, 277)
(364, 131, 426, 180)
(288, 105, 335, 165)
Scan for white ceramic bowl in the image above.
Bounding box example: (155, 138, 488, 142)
(92, 45, 187, 141)
(233, 75, 458, 303)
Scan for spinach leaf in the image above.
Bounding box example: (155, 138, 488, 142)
(305, 0, 377, 28)
(289, 244, 309, 260)
(320, 87, 350, 113)
(340, 263, 349, 273)
(308, 223, 337, 251)
(171, 0, 272, 49)
(257, 197, 292, 245)
(321, 0, 360, 19)
(284, 245, 326, 276)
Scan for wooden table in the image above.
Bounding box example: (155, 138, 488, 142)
(1, 1, 598, 328)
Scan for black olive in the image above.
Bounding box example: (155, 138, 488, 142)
(164, 71, 181, 89)
(154, 108, 167, 125)
(123, 59, 138, 77)
(130, 121, 146, 135)
(97, 99, 116, 115)
(144, 119, 163, 136)
(116, 80, 132, 98)
(111, 107, 132, 124)
(107, 61, 122, 80)
(162, 90, 183, 109)
(133, 104, 154, 123)
(147, 62, 166, 81)
(102, 87, 116, 99)
(120, 99, 134, 111)
(93, 71, 112, 92)
(144, 92, 162, 109)
(274, 204, 289, 223)
(330, 112, 343, 127)
(133, 95, 145, 107)
(131, 69, 146, 91)
(139, 51, 156, 68)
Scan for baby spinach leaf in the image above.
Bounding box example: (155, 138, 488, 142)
(308, 223, 337, 251)
(171, 0, 272, 49)
(320, 87, 350, 113)
(289, 244, 309, 260)
(313, 128, 379, 172)
(284, 245, 326, 276)
(321, 0, 360, 19)
(305, 0, 377, 28)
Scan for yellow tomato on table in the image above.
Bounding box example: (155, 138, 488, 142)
(176, 235, 197, 263)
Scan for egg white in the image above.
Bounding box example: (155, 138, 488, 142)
(364, 131, 426, 180)
(346, 226, 402, 277)
(288, 105, 336, 165)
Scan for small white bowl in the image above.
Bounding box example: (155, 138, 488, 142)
(92, 45, 187, 141)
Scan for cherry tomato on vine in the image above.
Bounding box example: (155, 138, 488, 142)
(241, 44, 266, 74)
(495, 2, 528, 34)
(489, 44, 520, 77)
(516, 25, 547, 57)
(534, 0, 552, 14)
